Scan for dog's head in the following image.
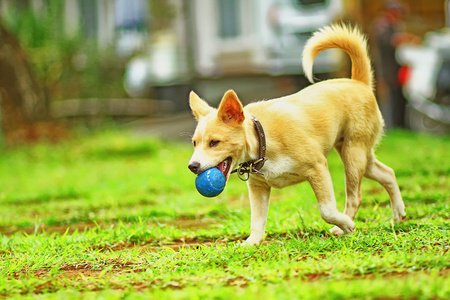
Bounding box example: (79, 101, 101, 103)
(188, 90, 247, 181)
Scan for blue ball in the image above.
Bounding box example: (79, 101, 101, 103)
(195, 167, 226, 197)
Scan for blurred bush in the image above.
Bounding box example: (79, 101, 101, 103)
(2, 2, 127, 101)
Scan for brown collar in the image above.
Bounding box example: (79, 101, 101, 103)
(232, 116, 267, 181)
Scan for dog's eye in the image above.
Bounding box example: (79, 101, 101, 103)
(192, 140, 197, 147)
(209, 140, 220, 147)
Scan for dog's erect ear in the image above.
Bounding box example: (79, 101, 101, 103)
(217, 90, 245, 126)
(189, 91, 213, 121)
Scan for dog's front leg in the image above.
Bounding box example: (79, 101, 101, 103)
(243, 180, 271, 246)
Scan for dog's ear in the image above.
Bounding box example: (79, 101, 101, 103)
(217, 90, 245, 126)
(189, 91, 213, 120)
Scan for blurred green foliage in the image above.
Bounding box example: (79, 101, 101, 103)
(2, 2, 126, 100)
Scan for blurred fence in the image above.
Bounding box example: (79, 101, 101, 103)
(51, 98, 174, 118)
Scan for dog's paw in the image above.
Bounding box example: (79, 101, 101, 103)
(240, 241, 252, 247)
(242, 235, 263, 246)
(393, 215, 407, 223)
(330, 221, 355, 237)
(329, 226, 344, 236)
(393, 206, 406, 223)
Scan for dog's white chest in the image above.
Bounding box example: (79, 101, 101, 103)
(259, 157, 305, 188)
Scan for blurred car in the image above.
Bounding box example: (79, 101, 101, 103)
(397, 29, 450, 134)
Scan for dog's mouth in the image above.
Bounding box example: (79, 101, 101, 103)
(216, 157, 232, 180)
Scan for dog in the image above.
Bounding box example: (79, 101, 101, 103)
(188, 24, 406, 245)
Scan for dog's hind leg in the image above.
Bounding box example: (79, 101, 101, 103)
(308, 159, 356, 235)
(365, 152, 406, 222)
(243, 180, 271, 246)
(331, 143, 368, 235)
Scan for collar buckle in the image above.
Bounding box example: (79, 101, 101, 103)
(233, 157, 266, 181)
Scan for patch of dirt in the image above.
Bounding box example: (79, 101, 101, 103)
(91, 235, 237, 253)
(289, 268, 450, 282)
(0, 222, 101, 236)
(23, 265, 450, 297)
(9, 243, 450, 297)
(354, 268, 450, 280)
(163, 219, 218, 230)
(92, 229, 324, 253)
(58, 269, 105, 280)
(0, 218, 218, 236)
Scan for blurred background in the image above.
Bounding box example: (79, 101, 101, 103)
(0, 0, 449, 145)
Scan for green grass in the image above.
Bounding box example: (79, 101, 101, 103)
(0, 129, 449, 299)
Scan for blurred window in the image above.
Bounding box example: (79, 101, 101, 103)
(115, 0, 148, 31)
(292, 0, 328, 9)
(217, 0, 241, 38)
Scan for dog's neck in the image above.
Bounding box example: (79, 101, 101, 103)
(243, 114, 264, 163)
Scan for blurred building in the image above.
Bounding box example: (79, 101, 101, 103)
(1, 0, 447, 77)
(120, 0, 347, 106)
(1, 0, 448, 104)
(188, 0, 343, 77)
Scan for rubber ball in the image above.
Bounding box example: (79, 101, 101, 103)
(195, 167, 226, 197)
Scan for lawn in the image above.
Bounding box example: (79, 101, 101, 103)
(0, 129, 449, 299)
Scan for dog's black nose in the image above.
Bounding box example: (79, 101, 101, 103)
(188, 162, 201, 174)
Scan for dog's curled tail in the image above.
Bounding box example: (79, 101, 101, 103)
(302, 23, 373, 89)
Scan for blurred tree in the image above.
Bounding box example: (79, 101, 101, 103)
(0, 22, 49, 142)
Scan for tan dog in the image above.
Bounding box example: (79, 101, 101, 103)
(188, 24, 406, 245)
